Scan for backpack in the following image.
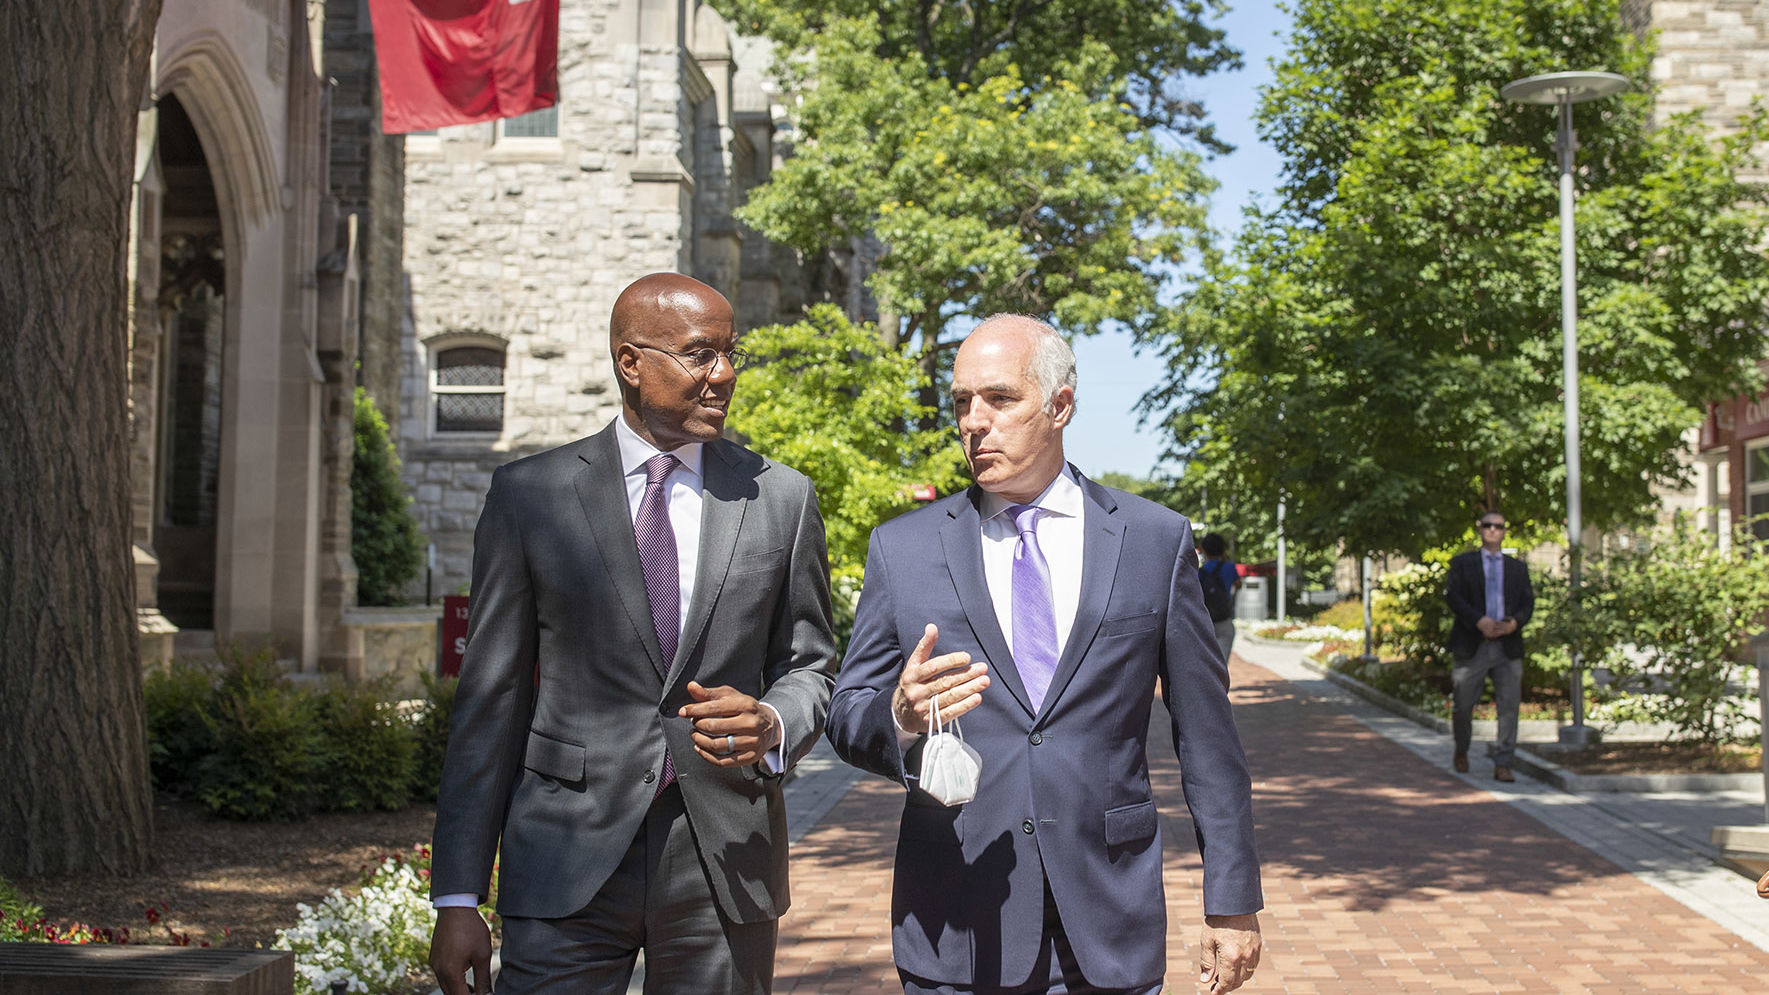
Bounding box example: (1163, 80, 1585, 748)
(1199, 562, 1235, 622)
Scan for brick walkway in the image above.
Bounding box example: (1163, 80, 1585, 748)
(772, 659, 1769, 993)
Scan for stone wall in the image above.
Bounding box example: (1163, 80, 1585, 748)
(324, 0, 406, 430)
(342, 605, 442, 699)
(1645, 0, 1769, 183)
(397, 0, 789, 597)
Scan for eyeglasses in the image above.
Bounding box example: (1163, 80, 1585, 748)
(635, 344, 751, 376)
(1478, 522, 1507, 531)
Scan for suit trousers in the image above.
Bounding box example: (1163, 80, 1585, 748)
(495, 784, 777, 995)
(1452, 640, 1522, 767)
(897, 879, 1161, 995)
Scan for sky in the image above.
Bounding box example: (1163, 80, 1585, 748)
(1065, 0, 1291, 480)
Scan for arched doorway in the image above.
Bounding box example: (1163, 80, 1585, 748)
(153, 95, 225, 632)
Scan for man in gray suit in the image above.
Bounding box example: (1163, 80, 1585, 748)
(827, 316, 1262, 994)
(428, 273, 838, 995)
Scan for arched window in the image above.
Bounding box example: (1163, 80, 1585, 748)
(432, 344, 505, 435)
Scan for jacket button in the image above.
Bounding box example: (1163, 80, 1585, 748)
(1029, 732, 1043, 745)
(643, 770, 656, 784)
(1022, 819, 1035, 834)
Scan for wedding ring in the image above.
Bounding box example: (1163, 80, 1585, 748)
(726, 734, 736, 754)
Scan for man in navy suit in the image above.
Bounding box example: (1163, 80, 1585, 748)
(826, 315, 1263, 995)
(1444, 511, 1535, 782)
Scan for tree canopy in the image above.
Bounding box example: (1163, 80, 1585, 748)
(725, 305, 968, 570)
(1144, 0, 1769, 559)
(714, 0, 1237, 366)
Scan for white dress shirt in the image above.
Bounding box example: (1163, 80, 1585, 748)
(895, 467, 1086, 747)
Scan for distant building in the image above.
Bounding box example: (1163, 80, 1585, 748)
(394, 0, 856, 598)
(1622, 1, 1769, 539)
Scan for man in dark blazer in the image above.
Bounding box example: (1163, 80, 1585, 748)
(826, 316, 1263, 995)
(1444, 511, 1535, 782)
(427, 273, 838, 995)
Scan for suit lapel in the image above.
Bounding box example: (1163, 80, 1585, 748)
(670, 441, 748, 690)
(940, 491, 1030, 718)
(1038, 473, 1123, 718)
(573, 425, 670, 680)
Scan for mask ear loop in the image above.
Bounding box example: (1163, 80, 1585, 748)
(928, 690, 944, 738)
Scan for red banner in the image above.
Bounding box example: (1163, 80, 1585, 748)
(368, 0, 559, 134)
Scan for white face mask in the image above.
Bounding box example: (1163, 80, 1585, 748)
(918, 694, 981, 807)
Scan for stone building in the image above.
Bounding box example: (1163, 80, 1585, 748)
(396, 0, 821, 598)
(1620, 1, 1769, 538)
(128, 0, 430, 687)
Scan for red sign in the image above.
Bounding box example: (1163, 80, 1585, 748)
(440, 595, 470, 677)
(910, 484, 938, 501)
(368, 0, 560, 134)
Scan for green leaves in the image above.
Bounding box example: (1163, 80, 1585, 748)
(723, 4, 1224, 351)
(727, 306, 968, 569)
(1147, 0, 1769, 557)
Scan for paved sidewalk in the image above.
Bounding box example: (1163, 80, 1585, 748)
(770, 642, 1769, 993)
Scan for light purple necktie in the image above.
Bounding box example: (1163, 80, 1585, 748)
(1009, 504, 1060, 711)
(635, 452, 680, 791)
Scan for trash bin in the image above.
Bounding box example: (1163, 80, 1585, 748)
(1236, 576, 1268, 621)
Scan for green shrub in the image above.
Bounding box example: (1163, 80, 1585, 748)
(352, 387, 426, 606)
(407, 673, 458, 803)
(1312, 599, 1366, 632)
(146, 645, 446, 821)
(1375, 558, 1453, 669)
(143, 661, 220, 793)
(313, 678, 415, 813)
(193, 650, 326, 820)
(0, 877, 44, 941)
(1535, 514, 1769, 745)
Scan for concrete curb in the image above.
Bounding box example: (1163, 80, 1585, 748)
(1278, 645, 1757, 794)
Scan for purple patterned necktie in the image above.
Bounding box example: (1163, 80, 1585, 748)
(1009, 504, 1059, 711)
(635, 452, 680, 791)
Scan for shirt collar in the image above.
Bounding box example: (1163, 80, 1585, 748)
(613, 412, 705, 480)
(980, 465, 1083, 525)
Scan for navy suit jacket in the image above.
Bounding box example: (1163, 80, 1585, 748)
(826, 470, 1262, 990)
(1444, 549, 1534, 660)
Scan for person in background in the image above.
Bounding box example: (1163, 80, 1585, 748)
(1444, 510, 1534, 784)
(1198, 533, 1241, 663)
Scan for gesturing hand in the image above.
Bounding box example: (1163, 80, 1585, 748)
(891, 623, 990, 733)
(680, 681, 780, 766)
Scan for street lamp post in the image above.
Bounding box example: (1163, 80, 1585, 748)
(1502, 71, 1629, 748)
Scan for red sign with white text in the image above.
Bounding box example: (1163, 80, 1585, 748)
(439, 595, 470, 677)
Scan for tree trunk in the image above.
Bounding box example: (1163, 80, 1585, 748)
(0, 0, 164, 877)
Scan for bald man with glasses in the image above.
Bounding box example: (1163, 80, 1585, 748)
(1444, 512, 1535, 782)
(428, 273, 837, 994)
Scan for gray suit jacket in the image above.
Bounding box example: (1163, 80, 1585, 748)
(430, 423, 838, 923)
(827, 471, 1262, 989)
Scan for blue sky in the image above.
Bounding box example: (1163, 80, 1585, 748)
(1066, 0, 1290, 479)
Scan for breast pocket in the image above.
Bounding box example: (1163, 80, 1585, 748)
(1098, 610, 1160, 639)
(728, 546, 785, 577)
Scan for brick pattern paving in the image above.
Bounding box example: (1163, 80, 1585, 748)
(773, 658, 1769, 993)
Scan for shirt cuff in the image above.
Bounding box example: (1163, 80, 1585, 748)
(891, 700, 925, 751)
(759, 703, 786, 774)
(433, 893, 479, 909)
